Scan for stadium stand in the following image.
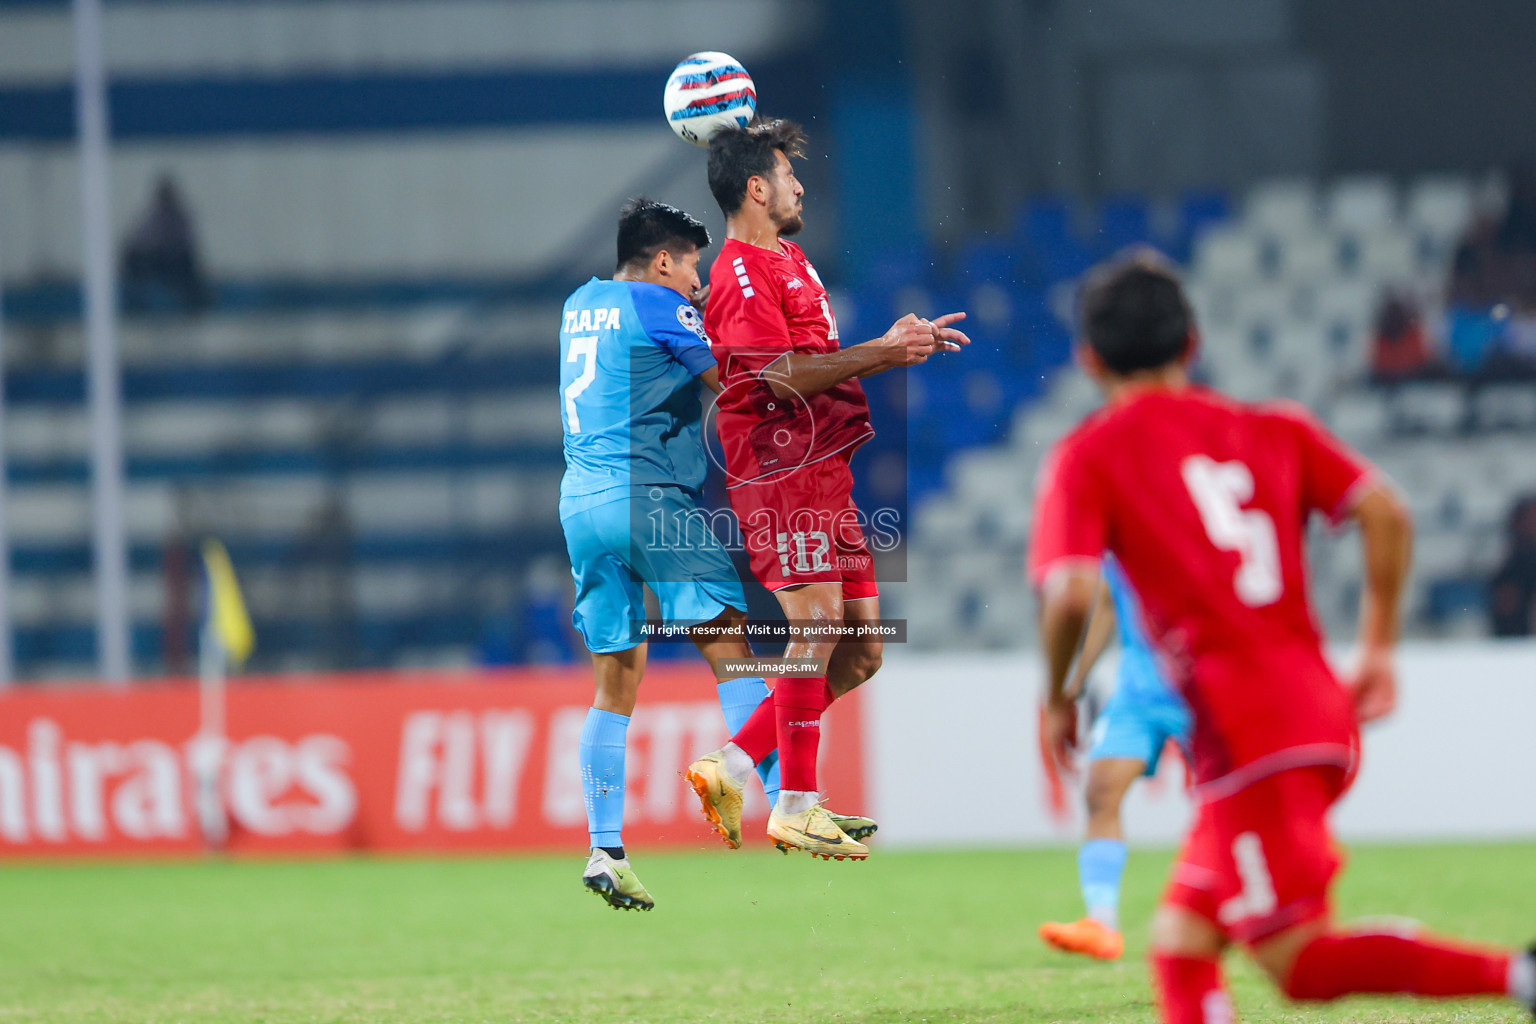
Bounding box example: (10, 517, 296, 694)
(3, 300, 570, 676)
(0, 0, 806, 679)
(899, 174, 1534, 649)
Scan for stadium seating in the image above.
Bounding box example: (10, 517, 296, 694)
(2, 172, 1515, 674)
(4, 297, 570, 677)
(901, 174, 1524, 649)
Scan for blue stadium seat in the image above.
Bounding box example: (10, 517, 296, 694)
(1094, 193, 1152, 257)
(1014, 195, 1094, 284)
(1169, 188, 1231, 263)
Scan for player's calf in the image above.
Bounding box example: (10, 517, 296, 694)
(826, 640, 882, 695)
(1278, 926, 1524, 1004)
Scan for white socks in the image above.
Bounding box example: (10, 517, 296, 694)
(720, 742, 754, 784)
(774, 790, 818, 816)
(1511, 950, 1536, 1004)
(1088, 907, 1120, 932)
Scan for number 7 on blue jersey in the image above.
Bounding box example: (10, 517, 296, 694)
(565, 335, 599, 433)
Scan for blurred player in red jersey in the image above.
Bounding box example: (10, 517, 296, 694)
(1029, 251, 1535, 1022)
(684, 119, 970, 860)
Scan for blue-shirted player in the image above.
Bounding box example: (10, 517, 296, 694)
(561, 199, 875, 911)
(1039, 556, 1191, 959)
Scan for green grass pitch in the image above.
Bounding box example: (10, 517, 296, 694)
(0, 843, 1528, 1022)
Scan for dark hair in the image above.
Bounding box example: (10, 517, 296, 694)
(1078, 248, 1193, 374)
(707, 119, 807, 217)
(616, 197, 710, 271)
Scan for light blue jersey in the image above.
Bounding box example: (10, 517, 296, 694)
(557, 276, 746, 654)
(1088, 557, 1191, 775)
(560, 278, 716, 506)
(564, 272, 781, 862)
(1102, 557, 1180, 709)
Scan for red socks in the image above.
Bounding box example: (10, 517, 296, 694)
(729, 692, 778, 764)
(1283, 929, 1511, 1001)
(773, 677, 833, 792)
(1153, 930, 1511, 1022)
(1152, 954, 1234, 1024)
(728, 679, 836, 784)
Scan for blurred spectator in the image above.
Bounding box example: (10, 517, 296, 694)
(1445, 304, 1502, 374)
(1496, 163, 1536, 253)
(1447, 165, 1536, 378)
(1369, 290, 1444, 383)
(1488, 495, 1536, 637)
(121, 174, 210, 313)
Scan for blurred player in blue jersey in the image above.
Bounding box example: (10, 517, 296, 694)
(1039, 556, 1191, 959)
(560, 198, 872, 911)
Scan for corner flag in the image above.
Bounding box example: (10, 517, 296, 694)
(201, 538, 254, 666)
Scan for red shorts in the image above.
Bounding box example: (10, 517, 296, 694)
(728, 457, 879, 600)
(1164, 764, 1350, 945)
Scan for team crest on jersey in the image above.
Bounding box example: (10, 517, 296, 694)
(676, 303, 710, 345)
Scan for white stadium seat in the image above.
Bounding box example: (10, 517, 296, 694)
(1405, 176, 1475, 242)
(1274, 232, 1341, 282)
(1353, 230, 1418, 283)
(1326, 176, 1398, 232)
(1194, 227, 1265, 282)
(1245, 179, 1321, 236)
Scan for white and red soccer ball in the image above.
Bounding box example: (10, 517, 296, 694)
(663, 51, 757, 147)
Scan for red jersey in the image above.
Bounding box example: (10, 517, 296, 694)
(704, 238, 873, 487)
(1028, 387, 1377, 786)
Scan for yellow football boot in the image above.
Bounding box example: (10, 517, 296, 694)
(767, 801, 869, 861)
(684, 750, 745, 849)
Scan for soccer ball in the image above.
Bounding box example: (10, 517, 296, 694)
(663, 52, 757, 147)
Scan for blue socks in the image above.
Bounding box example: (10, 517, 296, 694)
(715, 678, 780, 806)
(581, 681, 780, 853)
(1079, 838, 1128, 930)
(579, 708, 629, 850)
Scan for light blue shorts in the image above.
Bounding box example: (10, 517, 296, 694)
(559, 485, 747, 654)
(1087, 673, 1192, 777)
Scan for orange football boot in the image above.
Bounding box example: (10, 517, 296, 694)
(1038, 917, 1124, 960)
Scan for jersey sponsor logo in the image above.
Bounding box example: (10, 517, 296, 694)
(563, 307, 621, 334)
(675, 303, 710, 345)
(785, 277, 804, 291)
(731, 256, 755, 298)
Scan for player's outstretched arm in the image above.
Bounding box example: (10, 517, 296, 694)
(761, 312, 969, 399)
(1347, 484, 1413, 723)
